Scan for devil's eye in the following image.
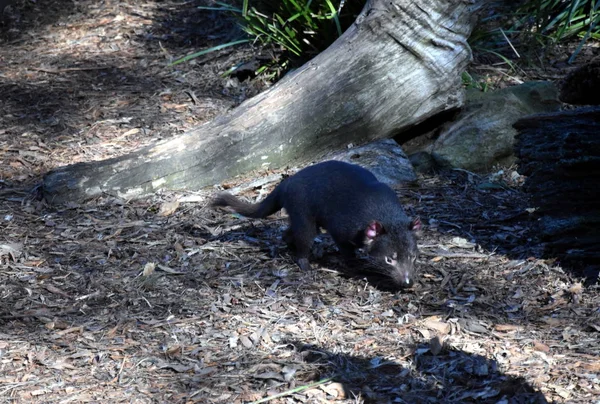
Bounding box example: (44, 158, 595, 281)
(385, 256, 394, 265)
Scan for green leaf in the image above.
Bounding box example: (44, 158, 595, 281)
(323, 0, 342, 37)
(169, 39, 251, 66)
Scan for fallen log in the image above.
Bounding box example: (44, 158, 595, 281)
(42, 0, 478, 205)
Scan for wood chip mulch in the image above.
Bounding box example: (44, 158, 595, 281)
(1, 1, 599, 403)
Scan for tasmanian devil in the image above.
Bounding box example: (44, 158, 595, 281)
(211, 160, 421, 288)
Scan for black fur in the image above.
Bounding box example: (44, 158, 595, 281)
(211, 161, 419, 288)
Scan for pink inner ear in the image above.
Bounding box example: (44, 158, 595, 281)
(411, 217, 422, 231)
(366, 221, 383, 239)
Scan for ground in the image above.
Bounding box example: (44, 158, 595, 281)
(0, 1, 599, 403)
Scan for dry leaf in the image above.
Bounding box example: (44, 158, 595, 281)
(43, 284, 70, 297)
(143, 262, 156, 276)
(512, 288, 524, 299)
(423, 319, 451, 334)
(55, 326, 83, 336)
(581, 361, 600, 372)
(542, 317, 563, 326)
(121, 128, 139, 137)
(240, 335, 253, 348)
(532, 340, 550, 352)
(281, 365, 296, 382)
(196, 366, 218, 376)
(553, 385, 571, 399)
(229, 335, 238, 349)
(320, 382, 346, 399)
(165, 345, 181, 356)
(569, 283, 583, 294)
(417, 328, 431, 339)
(494, 324, 524, 332)
(46, 359, 76, 370)
(157, 264, 185, 274)
(158, 363, 193, 373)
(174, 242, 184, 257)
(158, 199, 180, 216)
(106, 325, 119, 338)
(450, 237, 475, 248)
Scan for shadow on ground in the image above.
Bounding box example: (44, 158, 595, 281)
(0, 0, 257, 190)
(0, 0, 243, 118)
(0, 175, 596, 402)
(273, 340, 549, 403)
(409, 168, 597, 282)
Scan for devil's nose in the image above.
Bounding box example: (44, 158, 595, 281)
(392, 271, 414, 288)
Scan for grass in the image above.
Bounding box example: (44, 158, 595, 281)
(170, 0, 364, 77)
(470, 0, 599, 66)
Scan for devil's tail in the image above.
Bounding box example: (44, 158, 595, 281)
(210, 186, 282, 218)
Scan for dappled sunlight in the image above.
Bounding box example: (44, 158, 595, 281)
(0, 1, 598, 403)
(0, 0, 257, 183)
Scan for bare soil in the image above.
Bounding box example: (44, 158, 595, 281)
(1, 1, 599, 403)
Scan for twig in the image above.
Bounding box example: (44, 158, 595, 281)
(250, 377, 334, 404)
(420, 250, 490, 259)
(30, 66, 115, 74)
(499, 28, 520, 58)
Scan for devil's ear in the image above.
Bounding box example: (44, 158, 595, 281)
(365, 221, 385, 241)
(409, 217, 422, 237)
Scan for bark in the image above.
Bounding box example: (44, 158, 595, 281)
(514, 107, 600, 274)
(42, 0, 478, 205)
(559, 59, 600, 105)
(515, 107, 600, 213)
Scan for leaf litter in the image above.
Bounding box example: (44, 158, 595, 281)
(1, 1, 599, 403)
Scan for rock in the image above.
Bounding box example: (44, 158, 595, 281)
(326, 139, 417, 187)
(408, 151, 437, 174)
(405, 81, 562, 172)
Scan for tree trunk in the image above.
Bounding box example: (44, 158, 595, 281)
(514, 107, 600, 278)
(42, 0, 478, 205)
